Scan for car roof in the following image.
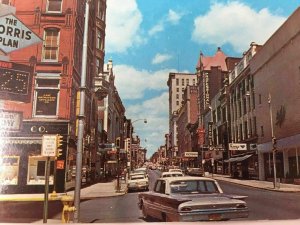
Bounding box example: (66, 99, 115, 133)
(159, 176, 216, 182)
(162, 171, 183, 175)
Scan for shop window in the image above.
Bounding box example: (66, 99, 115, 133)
(0, 156, 19, 185)
(27, 156, 54, 185)
(42, 28, 60, 61)
(34, 76, 60, 117)
(47, 0, 62, 13)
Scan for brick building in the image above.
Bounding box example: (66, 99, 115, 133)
(0, 0, 107, 193)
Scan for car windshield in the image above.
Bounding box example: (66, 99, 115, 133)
(170, 180, 219, 194)
(130, 176, 144, 180)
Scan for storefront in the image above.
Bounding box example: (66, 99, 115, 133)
(0, 121, 76, 194)
(225, 154, 258, 179)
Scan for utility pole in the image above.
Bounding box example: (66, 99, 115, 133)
(268, 94, 278, 189)
(73, 0, 90, 222)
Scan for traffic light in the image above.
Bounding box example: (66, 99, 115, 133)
(56, 135, 63, 157)
(116, 137, 120, 148)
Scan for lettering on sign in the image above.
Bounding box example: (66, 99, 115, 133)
(0, 111, 22, 131)
(204, 73, 210, 107)
(0, 14, 42, 53)
(228, 143, 247, 151)
(184, 152, 198, 157)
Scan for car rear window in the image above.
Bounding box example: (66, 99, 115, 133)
(170, 180, 219, 194)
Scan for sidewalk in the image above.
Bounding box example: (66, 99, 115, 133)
(211, 173, 300, 192)
(0, 178, 127, 202)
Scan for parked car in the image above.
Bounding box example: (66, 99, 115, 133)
(127, 174, 149, 192)
(161, 171, 184, 178)
(138, 176, 248, 222)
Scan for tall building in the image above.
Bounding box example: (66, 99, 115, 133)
(167, 72, 197, 159)
(0, 0, 107, 193)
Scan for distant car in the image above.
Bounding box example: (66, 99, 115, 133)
(127, 174, 149, 192)
(161, 171, 184, 178)
(138, 176, 248, 222)
(186, 167, 204, 177)
(169, 168, 184, 173)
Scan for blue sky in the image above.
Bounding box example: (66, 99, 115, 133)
(104, 0, 300, 158)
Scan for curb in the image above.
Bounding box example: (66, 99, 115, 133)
(214, 177, 300, 193)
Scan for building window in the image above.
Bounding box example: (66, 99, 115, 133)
(176, 78, 179, 86)
(193, 79, 195, 85)
(47, 0, 62, 13)
(34, 76, 60, 117)
(176, 94, 179, 99)
(182, 79, 185, 86)
(27, 156, 54, 185)
(97, 29, 103, 50)
(260, 126, 264, 137)
(0, 0, 10, 4)
(176, 101, 179, 105)
(186, 79, 189, 85)
(42, 28, 60, 61)
(259, 94, 262, 104)
(253, 117, 257, 136)
(0, 156, 19, 185)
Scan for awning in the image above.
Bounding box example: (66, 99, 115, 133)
(224, 154, 253, 163)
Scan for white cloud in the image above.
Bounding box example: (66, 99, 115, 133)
(192, 1, 286, 52)
(148, 9, 184, 36)
(126, 92, 169, 156)
(167, 9, 184, 25)
(148, 22, 164, 36)
(113, 64, 176, 100)
(152, 53, 173, 64)
(106, 0, 144, 53)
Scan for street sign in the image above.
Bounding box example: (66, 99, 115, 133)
(41, 135, 57, 157)
(0, 14, 42, 53)
(184, 152, 198, 157)
(228, 143, 247, 151)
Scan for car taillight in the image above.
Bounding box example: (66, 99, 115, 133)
(236, 204, 246, 209)
(181, 207, 192, 212)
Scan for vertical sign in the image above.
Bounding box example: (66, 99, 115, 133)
(208, 122, 213, 148)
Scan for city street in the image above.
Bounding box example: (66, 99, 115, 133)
(1, 171, 300, 223)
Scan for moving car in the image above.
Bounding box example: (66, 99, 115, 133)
(186, 167, 204, 176)
(127, 174, 149, 192)
(138, 176, 248, 222)
(161, 171, 184, 178)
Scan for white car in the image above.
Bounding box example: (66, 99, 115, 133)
(161, 171, 184, 178)
(169, 168, 184, 173)
(127, 174, 149, 192)
(138, 176, 248, 222)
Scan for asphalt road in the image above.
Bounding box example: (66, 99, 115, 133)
(219, 180, 300, 221)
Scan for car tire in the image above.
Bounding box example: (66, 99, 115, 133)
(162, 213, 171, 222)
(141, 203, 150, 220)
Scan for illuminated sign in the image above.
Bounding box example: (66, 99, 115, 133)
(0, 60, 33, 102)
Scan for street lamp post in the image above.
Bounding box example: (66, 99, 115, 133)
(268, 94, 278, 189)
(129, 119, 147, 175)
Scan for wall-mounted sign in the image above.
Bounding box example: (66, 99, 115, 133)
(56, 160, 65, 169)
(204, 72, 210, 107)
(208, 122, 213, 146)
(0, 110, 22, 131)
(0, 60, 33, 102)
(184, 152, 198, 157)
(0, 14, 42, 53)
(229, 143, 247, 151)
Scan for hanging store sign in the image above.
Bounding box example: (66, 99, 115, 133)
(0, 14, 42, 53)
(184, 152, 198, 157)
(229, 143, 247, 151)
(208, 122, 213, 147)
(0, 110, 22, 131)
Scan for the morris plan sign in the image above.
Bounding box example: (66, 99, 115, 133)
(0, 14, 42, 53)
